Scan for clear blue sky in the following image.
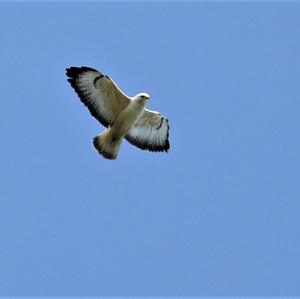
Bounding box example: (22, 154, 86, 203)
(0, 1, 299, 296)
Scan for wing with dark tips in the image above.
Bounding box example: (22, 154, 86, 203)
(125, 109, 170, 152)
(66, 66, 130, 127)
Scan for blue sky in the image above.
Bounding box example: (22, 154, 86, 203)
(0, 1, 300, 296)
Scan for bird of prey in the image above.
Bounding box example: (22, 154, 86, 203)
(66, 66, 170, 160)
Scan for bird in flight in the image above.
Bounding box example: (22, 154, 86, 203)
(66, 66, 170, 160)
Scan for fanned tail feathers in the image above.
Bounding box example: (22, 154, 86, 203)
(92, 129, 122, 160)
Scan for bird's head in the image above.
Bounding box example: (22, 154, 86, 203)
(134, 93, 150, 105)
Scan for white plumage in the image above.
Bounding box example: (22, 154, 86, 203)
(66, 66, 170, 160)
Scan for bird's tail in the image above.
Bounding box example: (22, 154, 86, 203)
(93, 129, 122, 160)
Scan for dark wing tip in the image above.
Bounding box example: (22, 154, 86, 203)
(164, 139, 170, 152)
(145, 117, 170, 153)
(65, 66, 110, 128)
(66, 66, 100, 79)
(164, 118, 170, 152)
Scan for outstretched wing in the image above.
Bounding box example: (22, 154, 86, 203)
(125, 109, 170, 152)
(66, 66, 130, 127)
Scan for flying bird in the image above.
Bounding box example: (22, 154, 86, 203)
(66, 66, 170, 160)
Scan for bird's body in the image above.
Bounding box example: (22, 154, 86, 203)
(66, 66, 170, 160)
(113, 96, 148, 136)
(93, 96, 148, 159)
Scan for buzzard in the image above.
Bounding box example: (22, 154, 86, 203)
(66, 66, 170, 160)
